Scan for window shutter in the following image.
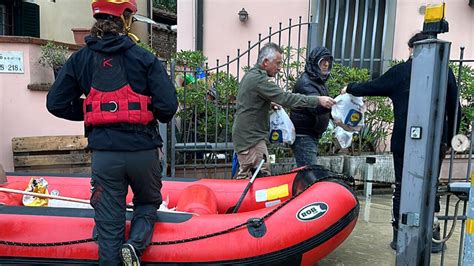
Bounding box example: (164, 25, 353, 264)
(14, 2, 39, 37)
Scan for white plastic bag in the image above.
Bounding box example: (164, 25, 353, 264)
(334, 126, 354, 149)
(269, 108, 296, 145)
(331, 94, 365, 130)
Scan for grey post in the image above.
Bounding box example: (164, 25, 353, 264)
(462, 121, 474, 265)
(463, 170, 474, 265)
(396, 39, 451, 265)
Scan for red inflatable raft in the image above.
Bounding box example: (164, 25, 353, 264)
(0, 166, 359, 265)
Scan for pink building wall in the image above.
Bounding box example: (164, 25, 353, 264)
(178, 0, 309, 68)
(0, 39, 83, 171)
(393, 0, 474, 60)
(178, 0, 474, 65)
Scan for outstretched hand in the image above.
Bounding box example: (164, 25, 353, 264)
(271, 102, 282, 110)
(318, 96, 336, 109)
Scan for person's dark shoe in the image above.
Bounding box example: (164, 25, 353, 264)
(431, 224, 446, 253)
(389, 227, 397, 251)
(120, 243, 140, 266)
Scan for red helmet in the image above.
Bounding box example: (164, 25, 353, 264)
(91, 0, 137, 18)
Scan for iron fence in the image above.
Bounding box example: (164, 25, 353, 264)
(438, 51, 474, 266)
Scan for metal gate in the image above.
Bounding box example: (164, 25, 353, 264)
(438, 51, 474, 266)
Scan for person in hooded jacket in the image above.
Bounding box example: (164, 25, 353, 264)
(46, 0, 178, 265)
(290, 47, 334, 167)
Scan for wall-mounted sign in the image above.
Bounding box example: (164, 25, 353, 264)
(0, 51, 24, 74)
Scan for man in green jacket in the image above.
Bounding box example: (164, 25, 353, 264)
(232, 43, 336, 179)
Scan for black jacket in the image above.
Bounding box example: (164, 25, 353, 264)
(46, 35, 178, 151)
(347, 59, 461, 155)
(290, 47, 333, 139)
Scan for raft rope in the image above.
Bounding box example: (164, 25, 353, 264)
(0, 168, 352, 247)
(150, 170, 349, 245)
(0, 238, 95, 247)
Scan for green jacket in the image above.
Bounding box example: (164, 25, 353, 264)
(232, 66, 320, 153)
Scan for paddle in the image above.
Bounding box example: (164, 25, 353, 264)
(0, 187, 90, 205)
(232, 157, 266, 213)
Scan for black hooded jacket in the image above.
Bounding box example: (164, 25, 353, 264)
(46, 34, 178, 151)
(290, 47, 333, 139)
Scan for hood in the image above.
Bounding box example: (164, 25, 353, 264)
(305, 47, 333, 82)
(85, 34, 135, 54)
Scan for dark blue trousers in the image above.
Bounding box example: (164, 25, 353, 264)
(90, 149, 162, 266)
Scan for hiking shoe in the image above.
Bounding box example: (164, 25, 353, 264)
(120, 243, 140, 266)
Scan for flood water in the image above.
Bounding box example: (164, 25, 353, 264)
(319, 194, 464, 266)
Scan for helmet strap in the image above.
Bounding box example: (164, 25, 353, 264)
(120, 13, 140, 43)
(127, 32, 140, 43)
(121, 14, 134, 33)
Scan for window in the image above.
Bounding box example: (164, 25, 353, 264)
(0, 5, 5, 35)
(0, 3, 13, 35)
(316, 0, 396, 77)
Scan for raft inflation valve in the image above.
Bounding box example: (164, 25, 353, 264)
(247, 218, 266, 238)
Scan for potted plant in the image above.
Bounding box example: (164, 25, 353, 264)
(38, 41, 70, 78)
(71, 28, 90, 46)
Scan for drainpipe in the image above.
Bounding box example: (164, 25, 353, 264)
(195, 0, 203, 51)
(307, 0, 323, 57)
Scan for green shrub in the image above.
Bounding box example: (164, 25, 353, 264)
(172, 50, 207, 68)
(137, 41, 157, 55)
(450, 63, 474, 136)
(172, 50, 237, 142)
(153, 0, 176, 13)
(38, 41, 69, 72)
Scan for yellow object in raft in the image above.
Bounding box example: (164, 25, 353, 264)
(22, 177, 49, 207)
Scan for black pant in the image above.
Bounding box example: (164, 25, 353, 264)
(90, 149, 162, 266)
(392, 146, 446, 229)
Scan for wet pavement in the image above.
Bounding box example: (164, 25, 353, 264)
(319, 194, 464, 266)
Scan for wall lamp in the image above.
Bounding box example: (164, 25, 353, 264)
(238, 8, 249, 22)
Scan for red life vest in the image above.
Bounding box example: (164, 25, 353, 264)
(83, 53, 154, 127)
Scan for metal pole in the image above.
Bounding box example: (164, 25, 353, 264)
(307, 0, 323, 57)
(170, 61, 176, 178)
(396, 39, 451, 265)
(159, 122, 167, 177)
(364, 157, 376, 199)
(364, 157, 376, 222)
